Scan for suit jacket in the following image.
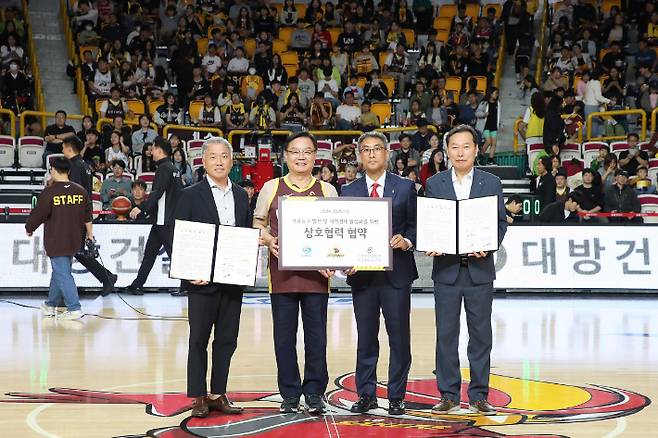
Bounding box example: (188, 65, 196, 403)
(340, 172, 419, 289)
(175, 178, 253, 294)
(535, 173, 556, 213)
(425, 168, 508, 285)
(538, 201, 579, 223)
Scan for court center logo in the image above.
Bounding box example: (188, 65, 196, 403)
(2, 372, 649, 437)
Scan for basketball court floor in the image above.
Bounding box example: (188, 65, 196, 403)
(1, 293, 656, 437)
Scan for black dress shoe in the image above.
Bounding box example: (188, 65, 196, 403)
(171, 289, 188, 296)
(101, 274, 118, 297)
(469, 399, 497, 415)
(388, 399, 405, 416)
(124, 284, 144, 295)
(350, 395, 378, 413)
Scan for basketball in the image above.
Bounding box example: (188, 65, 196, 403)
(111, 196, 131, 215)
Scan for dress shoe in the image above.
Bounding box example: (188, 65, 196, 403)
(207, 394, 243, 414)
(388, 399, 405, 416)
(124, 284, 144, 295)
(102, 274, 118, 297)
(190, 396, 209, 418)
(350, 395, 378, 413)
(469, 399, 497, 415)
(171, 289, 188, 297)
(431, 398, 460, 414)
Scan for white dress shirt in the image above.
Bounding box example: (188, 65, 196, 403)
(451, 168, 474, 200)
(365, 172, 412, 250)
(207, 176, 236, 226)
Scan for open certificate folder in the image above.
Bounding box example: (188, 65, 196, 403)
(416, 195, 499, 255)
(169, 220, 260, 286)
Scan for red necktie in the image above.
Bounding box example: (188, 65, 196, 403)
(370, 182, 380, 198)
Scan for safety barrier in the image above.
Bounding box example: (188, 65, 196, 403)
(0, 109, 17, 138)
(162, 125, 224, 139)
(377, 125, 437, 134)
(513, 114, 583, 153)
(535, 0, 549, 84)
(494, 29, 506, 89)
(586, 109, 646, 142)
(97, 118, 159, 133)
(60, 0, 90, 116)
(19, 111, 85, 137)
(22, 0, 44, 112)
(651, 107, 658, 134)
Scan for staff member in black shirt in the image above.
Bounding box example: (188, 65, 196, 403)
(62, 137, 118, 296)
(125, 137, 182, 295)
(574, 168, 605, 222)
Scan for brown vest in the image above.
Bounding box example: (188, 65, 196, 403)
(267, 176, 329, 294)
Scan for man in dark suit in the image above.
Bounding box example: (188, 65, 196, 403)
(538, 192, 582, 223)
(534, 155, 556, 213)
(174, 137, 253, 418)
(425, 125, 508, 416)
(341, 131, 418, 416)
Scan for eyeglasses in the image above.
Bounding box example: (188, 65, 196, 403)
(360, 146, 387, 155)
(286, 149, 316, 157)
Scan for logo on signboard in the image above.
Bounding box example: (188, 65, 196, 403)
(301, 246, 312, 256)
(1, 372, 649, 437)
(328, 247, 345, 258)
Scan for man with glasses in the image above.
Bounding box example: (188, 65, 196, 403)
(253, 132, 338, 415)
(341, 131, 418, 416)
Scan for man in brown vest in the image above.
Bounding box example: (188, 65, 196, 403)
(254, 132, 338, 415)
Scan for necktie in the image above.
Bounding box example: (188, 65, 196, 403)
(370, 182, 380, 198)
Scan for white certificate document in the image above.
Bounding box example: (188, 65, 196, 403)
(213, 226, 260, 286)
(416, 195, 499, 255)
(458, 196, 499, 254)
(416, 197, 457, 254)
(170, 220, 216, 282)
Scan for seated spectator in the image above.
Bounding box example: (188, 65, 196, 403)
(404, 100, 426, 127)
(575, 168, 605, 221)
(505, 194, 523, 224)
(99, 86, 127, 120)
(77, 20, 100, 46)
(420, 148, 447, 188)
(342, 163, 359, 186)
(321, 163, 341, 195)
(389, 134, 420, 173)
(353, 46, 379, 76)
(279, 0, 299, 26)
(603, 95, 627, 137)
(392, 156, 408, 176)
(549, 154, 561, 177)
(618, 133, 649, 176)
(638, 82, 658, 116)
(129, 180, 150, 222)
(131, 115, 157, 155)
(410, 118, 431, 152)
(308, 93, 333, 128)
(543, 67, 568, 92)
(409, 82, 432, 114)
(76, 115, 94, 143)
(193, 94, 222, 128)
(630, 166, 657, 194)
(421, 133, 442, 165)
(101, 159, 132, 208)
(290, 22, 312, 50)
(249, 94, 277, 129)
(403, 167, 424, 195)
(154, 92, 183, 127)
(342, 76, 365, 103)
(105, 130, 130, 163)
(417, 42, 442, 82)
(101, 115, 132, 149)
(172, 148, 193, 187)
(186, 66, 210, 102)
(383, 43, 409, 97)
(43, 110, 77, 164)
(599, 153, 619, 187)
(278, 94, 307, 132)
(2, 61, 30, 113)
(554, 168, 571, 203)
(457, 91, 479, 128)
(314, 57, 341, 86)
(81, 129, 105, 172)
(590, 144, 610, 171)
(363, 70, 389, 102)
(635, 39, 657, 71)
(538, 191, 582, 223)
(600, 41, 625, 74)
(357, 101, 379, 131)
(317, 72, 341, 107)
(604, 169, 642, 223)
(140, 143, 156, 173)
(333, 142, 359, 178)
(535, 156, 557, 212)
(427, 95, 449, 129)
(337, 21, 362, 54)
(225, 93, 249, 130)
(297, 69, 316, 107)
(335, 91, 361, 129)
(88, 59, 114, 104)
(0, 34, 24, 69)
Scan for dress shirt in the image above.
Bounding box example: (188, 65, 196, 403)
(207, 176, 235, 226)
(451, 167, 474, 201)
(365, 172, 412, 250)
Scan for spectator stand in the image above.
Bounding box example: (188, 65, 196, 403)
(586, 109, 646, 142)
(22, 0, 43, 113)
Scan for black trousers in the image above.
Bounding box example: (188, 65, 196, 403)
(352, 273, 412, 401)
(74, 252, 114, 285)
(434, 265, 493, 403)
(271, 293, 329, 399)
(132, 225, 173, 288)
(187, 286, 243, 397)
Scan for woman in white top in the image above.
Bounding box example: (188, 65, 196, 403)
(582, 71, 610, 138)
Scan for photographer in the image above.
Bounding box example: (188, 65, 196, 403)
(248, 93, 276, 130)
(26, 157, 93, 320)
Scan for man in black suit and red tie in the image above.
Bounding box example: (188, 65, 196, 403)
(341, 131, 418, 416)
(174, 137, 253, 418)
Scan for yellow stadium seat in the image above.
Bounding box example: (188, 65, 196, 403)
(188, 100, 204, 119)
(126, 99, 145, 116)
(280, 51, 299, 65)
(433, 16, 452, 31)
(284, 64, 298, 77)
(148, 99, 164, 116)
(435, 29, 450, 43)
(467, 76, 488, 93)
(328, 27, 342, 46)
(273, 39, 287, 54)
(244, 38, 256, 58)
(79, 45, 99, 61)
(601, 0, 621, 14)
(446, 76, 462, 93)
(272, 3, 283, 16)
(483, 3, 502, 17)
(96, 98, 107, 116)
(278, 27, 295, 45)
(207, 25, 223, 38)
(379, 51, 390, 70)
(196, 37, 209, 56)
(466, 3, 480, 19)
(380, 76, 396, 97)
(401, 29, 415, 49)
(371, 102, 392, 125)
(439, 4, 457, 17)
(296, 4, 307, 19)
(357, 76, 367, 89)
